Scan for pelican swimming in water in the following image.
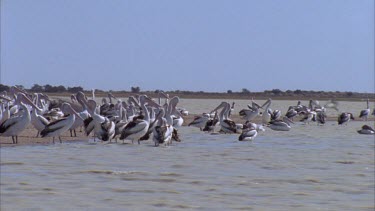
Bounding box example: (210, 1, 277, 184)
(40, 103, 84, 143)
(0, 93, 41, 144)
(359, 99, 370, 121)
(357, 125, 374, 135)
(268, 117, 294, 131)
(238, 122, 265, 141)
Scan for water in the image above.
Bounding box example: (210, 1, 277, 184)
(1, 100, 374, 210)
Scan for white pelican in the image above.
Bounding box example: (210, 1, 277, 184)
(30, 93, 50, 137)
(357, 125, 374, 135)
(239, 100, 261, 122)
(188, 113, 210, 130)
(120, 95, 160, 144)
(170, 97, 183, 128)
(338, 112, 354, 125)
(0, 93, 40, 144)
(238, 122, 265, 141)
(359, 99, 370, 121)
(41, 103, 84, 143)
(203, 111, 219, 132)
(0, 101, 10, 125)
(261, 98, 272, 125)
(69, 92, 91, 137)
(84, 99, 115, 142)
(268, 117, 293, 131)
(211, 102, 238, 134)
(113, 106, 128, 141)
(152, 108, 173, 146)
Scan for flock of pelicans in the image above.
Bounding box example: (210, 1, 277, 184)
(0, 86, 374, 146)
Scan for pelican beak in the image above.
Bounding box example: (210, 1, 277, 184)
(18, 93, 42, 113)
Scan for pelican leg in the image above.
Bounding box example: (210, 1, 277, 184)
(16, 136, 18, 144)
(138, 140, 140, 145)
(69, 130, 73, 137)
(74, 129, 77, 137)
(53, 137, 55, 144)
(12, 136, 15, 144)
(59, 136, 62, 143)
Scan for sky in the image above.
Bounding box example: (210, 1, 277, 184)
(1, 0, 374, 93)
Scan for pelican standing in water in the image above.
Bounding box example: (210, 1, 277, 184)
(120, 95, 160, 144)
(30, 93, 50, 137)
(338, 112, 355, 125)
(153, 108, 172, 146)
(40, 103, 84, 143)
(83, 99, 115, 142)
(0, 93, 41, 143)
(211, 102, 238, 134)
(359, 99, 370, 121)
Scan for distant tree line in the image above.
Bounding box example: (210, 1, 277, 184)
(0, 83, 372, 99)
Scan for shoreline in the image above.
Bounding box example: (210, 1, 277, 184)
(1, 115, 373, 147)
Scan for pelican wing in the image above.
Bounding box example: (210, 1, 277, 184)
(0, 118, 18, 134)
(120, 120, 147, 139)
(40, 117, 68, 137)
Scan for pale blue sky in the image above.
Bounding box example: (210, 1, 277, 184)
(1, 0, 374, 92)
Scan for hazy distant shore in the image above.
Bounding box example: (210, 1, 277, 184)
(47, 91, 374, 101)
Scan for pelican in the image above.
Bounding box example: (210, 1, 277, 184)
(84, 99, 115, 142)
(152, 108, 173, 146)
(29, 93, 50, 137)
(261, 98, 272, 125)
(268, 117, 293, 131)
(40, 103, 84, 143)
(0, 93, 40, 144)
(120, 95, 160, 144)
(203, 111, 219, 132)
(285, 108, 298, 120)
(171, 97, 184, 128)
(0, 101, 10, 125)
(69, 92, 91, 137)
(357, 125, 374, 135)
(113, 106, 128, 141)
(211, 102, 238, 134)
(239, 99, 261, 122)
(316, 111, 326, 125)
(238, 122, 265, 141)
(338, 112, 354, 125)
(359, 99, 370, 121)
(188, 113, 210, 130)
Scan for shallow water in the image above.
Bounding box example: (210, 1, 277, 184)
(1, 120, 374, 210)
(1, 99, 375, 210)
